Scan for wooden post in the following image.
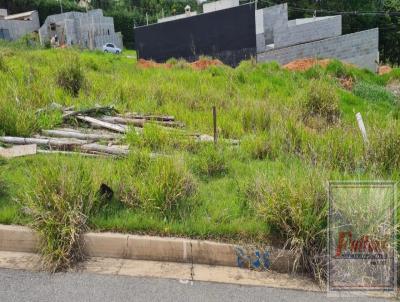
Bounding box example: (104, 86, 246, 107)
(212, 106, 217, 146)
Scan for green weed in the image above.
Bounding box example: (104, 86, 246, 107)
(19, 158, 103, 272)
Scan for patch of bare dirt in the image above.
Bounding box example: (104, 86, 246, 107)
(137, 58, 224, 70)
(190, 58, 223, 70)
(137, 59, 172, 69)
(378, 65, 392, 75)
(283, 58, 331, 72)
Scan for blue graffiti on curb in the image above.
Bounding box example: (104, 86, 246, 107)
(235, 246, 270, 271)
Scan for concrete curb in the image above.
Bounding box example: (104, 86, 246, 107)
(0, 225, 296, 273)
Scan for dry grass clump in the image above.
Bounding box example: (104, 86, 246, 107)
(303, 80, 341, 126)
(20, 158, 101, 272)
(367, 124, 400, 173)
(246, 171, 327, 283)
(118, 155, 197, 218)
(56, 56, 86, 97)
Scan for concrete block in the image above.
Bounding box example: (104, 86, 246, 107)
(190, 240, 237, 267)
(83, 232, 128, 258)
(0, 225, 38, 253)
(0, 144, 37, 159)
(126, 235, 190, 263)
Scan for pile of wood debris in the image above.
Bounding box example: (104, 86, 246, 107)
(0, 105, 189, 159)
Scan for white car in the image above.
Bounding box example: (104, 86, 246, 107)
(102, 43, 122, 54)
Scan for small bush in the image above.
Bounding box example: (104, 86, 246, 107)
(0, 169, 7, 198)
(242, 102, 271, 132)
(367, 125, 400, 173)
(326, 60, 355, 80)
(0, 54, 8, 72)
(128, 124, 170, 151)
(353, 81, 396, 104)
(56, 58, 85, 97)
(20, 159, 101, 272)
(246, 173, 327, 282)
(118, 156, 197, 218)
(190, 144, 229, 177)
(240, 135, 274, 160)
(0, 99, 37, 136)
(304, 80, 340, 124)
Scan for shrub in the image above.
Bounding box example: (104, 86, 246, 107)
(246, 173, 327, 282)
(304, 80, 340, 124)
(118, 156, 197, 218)
(56, 57, 85, 97)
(0, 168, 7, 198)
(353, 81, 396, 104)
(242, 101, 271, 132)
(20, 159, 101, 272)
(0, 98, 37, 136)
(127, 124, 171, 151)
(0, 54, 8, 72)
(326, 59, 355, 80)
(240, 135, 274, 160)
(190, 144, 229, 177)
(367, 124, 400, 173)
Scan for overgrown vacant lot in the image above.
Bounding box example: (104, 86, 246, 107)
(0, 43, 399, 274)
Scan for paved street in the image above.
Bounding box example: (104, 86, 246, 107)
(0, 268, 390, 302)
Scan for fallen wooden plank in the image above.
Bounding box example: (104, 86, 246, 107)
(63, 106, 117, 119)
(76, 116, 127, 133)
(0, 137, 87, 148)
(42, 130, 121, 141)
(37, 149, 109, 158)
(80, 143, 129, 156)
(121, 113, 175, 122)
(100, 116, 145, 127)
(0, 144, 37, 159)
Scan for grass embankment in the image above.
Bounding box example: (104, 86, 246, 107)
(0, 42, 399, 276)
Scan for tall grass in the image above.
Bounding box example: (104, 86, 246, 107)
(246, 169, 327, 283)
(0, 44, 399, 278)
(117, 154, 197, 219)
(19, 157, 103, 272)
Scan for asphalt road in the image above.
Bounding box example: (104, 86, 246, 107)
(0, 268, 390, 302)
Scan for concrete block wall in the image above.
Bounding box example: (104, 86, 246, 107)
(0, 11, 39, 40)
(0, 9, 7, 18)
(203, 0, 239, 13)
(257, 28, 379, 71)
(39, 10, 122, 49)
(255, 9, 265, 52)
(273, 15, 342, 49)
(261, 4, 288, 45)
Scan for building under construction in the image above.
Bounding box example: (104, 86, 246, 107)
(0, 9, 40, 41)
(38, 9, 123, 50)
(134, 1, 379, 71)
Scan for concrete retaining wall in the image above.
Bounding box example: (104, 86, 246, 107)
(274, 16, 342, 49)
(257, 28, 379, 71)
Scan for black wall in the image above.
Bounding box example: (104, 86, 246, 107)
(134, 3, 256, 67)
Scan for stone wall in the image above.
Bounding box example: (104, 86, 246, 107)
(257, 28, 379, 71)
